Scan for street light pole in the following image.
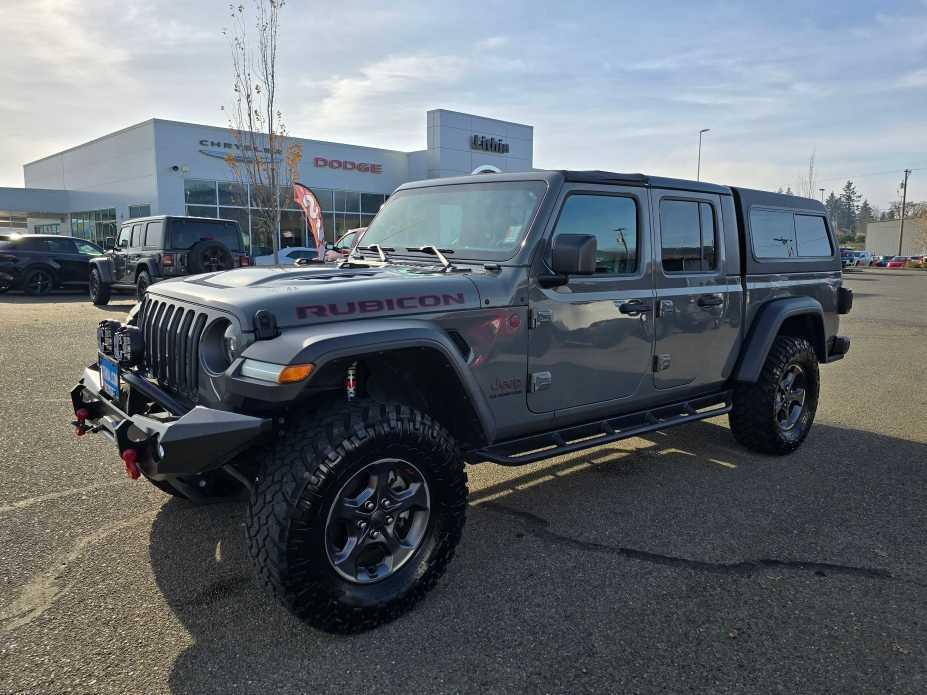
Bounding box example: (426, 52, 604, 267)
(898, 168, 911, 256)
(819, 187, 825, 202)
(697, 128, 710, 181)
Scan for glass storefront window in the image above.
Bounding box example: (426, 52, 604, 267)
(250, 215, 274, 258)
(280, 210, 306, 247)
(186, 205, 218, 218)
(184, 179, 217, 205)
(323, 212, 336, 242)
(344, 213, 361, 231)
(128, 204, 151, 218)
(360, 214, 376, 228)
(218, 182, 249, 207)
(335, 190, 360, 213)
(218, 207, 251, 248)
(311, 188, 333, 211)
(279, 186, 301, 210)
(361, 193, 384, 215)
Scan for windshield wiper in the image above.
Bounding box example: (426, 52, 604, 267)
(410, 245, 454, 270)
(354, 244, 392, 262)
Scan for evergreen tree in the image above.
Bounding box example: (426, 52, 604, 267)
(839, 180, 860, 232)
(858, 199, 874, 226)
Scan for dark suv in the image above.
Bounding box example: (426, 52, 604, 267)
(0, 234, 104, 295)
(88, 215, 251, 305)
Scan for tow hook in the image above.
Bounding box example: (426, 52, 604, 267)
(72, 408, 91, 437)
(121, 449, 141, 480)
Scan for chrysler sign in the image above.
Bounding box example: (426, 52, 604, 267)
(471, 134, 509, 154)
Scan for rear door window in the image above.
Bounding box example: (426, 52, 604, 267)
(750, 209, 796, 258)
(660, 199, 717, 272)
(794, 215, 832, 257)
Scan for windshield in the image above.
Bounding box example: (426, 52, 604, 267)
(170, 220, 243, 251)
(358, 180, 547, 261)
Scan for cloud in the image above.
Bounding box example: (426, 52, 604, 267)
(0, 0, 924, 209)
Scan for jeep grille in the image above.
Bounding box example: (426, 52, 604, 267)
(139, 297, 208, 399)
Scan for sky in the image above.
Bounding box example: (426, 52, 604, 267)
(0, 0, 925, 209)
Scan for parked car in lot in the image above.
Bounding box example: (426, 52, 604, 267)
(71, 171, 852, 632)
(886, 256, 909, 269)
(323, 227, 366, 262)
(851, 250, 873, 266)
(841, 250, 858, 268)
(873, 255, 893, 267)
(88, 215, 251, 305)
(254, 246, 320, 266)
(0, 234, 103, 295)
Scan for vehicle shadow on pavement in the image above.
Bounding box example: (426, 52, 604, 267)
(149, 420, 927, 694)
(0, 291, 135, 308)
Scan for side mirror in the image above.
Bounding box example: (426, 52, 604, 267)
(550, 234, 597, 275)
(325, 242, 335, 251)
(104, 236, 115, 250)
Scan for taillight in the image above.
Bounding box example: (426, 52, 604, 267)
(239, 256, 251, 267)
(162, 253, 174, 267)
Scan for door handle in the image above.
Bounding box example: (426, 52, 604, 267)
(697, 294, 724, 308)
(617, 299, 652, 315)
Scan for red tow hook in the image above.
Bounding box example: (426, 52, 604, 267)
(74, 408, 91, 437)
(121, 449, 141, 480)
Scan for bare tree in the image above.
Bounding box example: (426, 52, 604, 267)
(798, 150, 817, 199)
(223, 0, 302, 263)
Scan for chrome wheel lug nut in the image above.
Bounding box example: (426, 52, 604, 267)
(357, 520, 367, 530)
(382, 499, 390, 508)
(385, 515, 393, 524)
(370, 530, 380, 539)
(364, 501, 375, 511)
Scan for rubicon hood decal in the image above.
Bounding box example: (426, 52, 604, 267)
(147, 264, 481, 329)
(296, 292, 468, 319)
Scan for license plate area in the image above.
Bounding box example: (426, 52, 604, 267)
(99, 353, 121, 400)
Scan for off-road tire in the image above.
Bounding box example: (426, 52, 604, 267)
(188, 240, 234, 274)
(729, 335, 820, 455)
(89, 268, 111, 305)
(136, 270, 151, 301)
(246, 401, 468, 633)
(23, 268, 54, 296)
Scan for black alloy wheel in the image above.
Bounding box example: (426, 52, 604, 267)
(774, 364, 807, 432)
(324, 458, 431, 584)
(24, 268, 53, 296)
(201, 248, 226, 272)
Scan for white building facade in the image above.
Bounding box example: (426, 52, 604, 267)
(0, 109, 533, 253)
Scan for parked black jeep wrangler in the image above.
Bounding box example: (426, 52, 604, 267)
(88, 215, 250, 304)
(71, 171, 852, 632)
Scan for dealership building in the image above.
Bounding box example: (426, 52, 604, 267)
(0, 108, 534, 253)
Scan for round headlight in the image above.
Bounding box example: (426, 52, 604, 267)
(223, 323, 254, 362)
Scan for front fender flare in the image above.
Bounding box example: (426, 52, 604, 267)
(734, 297, 825, 383)
(89, 256, 116, 284)
(241, 318, 496, 444)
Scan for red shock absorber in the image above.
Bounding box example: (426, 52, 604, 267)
(345, 362, 358, 401)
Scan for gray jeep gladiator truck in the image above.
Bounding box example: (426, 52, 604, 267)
(70, 170, 852, 632)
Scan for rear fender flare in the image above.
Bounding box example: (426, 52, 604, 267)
(734, 297, 825, 383)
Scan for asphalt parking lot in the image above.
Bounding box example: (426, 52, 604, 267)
(1, 269, 926, 694)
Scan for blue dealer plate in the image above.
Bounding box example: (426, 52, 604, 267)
(99, 353, 121, 400)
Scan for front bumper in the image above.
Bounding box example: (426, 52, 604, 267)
(70, 364, 271, 480)
(825, 335, 851, 363)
